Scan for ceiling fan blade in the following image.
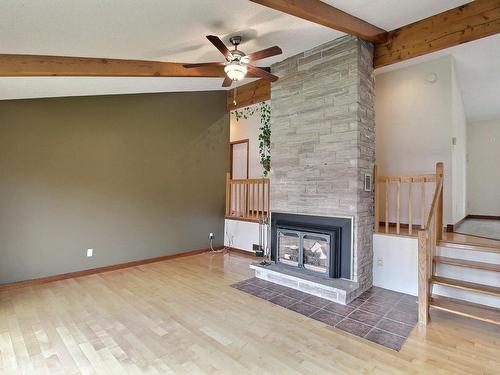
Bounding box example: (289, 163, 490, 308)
(183, 62, 225, 68)
(206, 35, 232, 60)
(247, 65, 279, 82)
(246, 46, 282, 61)
(222, 76, 233, 87)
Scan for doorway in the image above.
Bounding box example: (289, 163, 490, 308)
(230, 139, 249, 179)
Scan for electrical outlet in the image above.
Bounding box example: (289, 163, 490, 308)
(377, 258, 383, 266)
(209, 233, 214, 240)
(87, 248, 93, 257)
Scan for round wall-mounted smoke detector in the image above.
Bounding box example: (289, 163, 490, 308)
(426, 72, 438, 83)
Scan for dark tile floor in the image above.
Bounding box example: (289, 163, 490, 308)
(231, 277, 418, 351)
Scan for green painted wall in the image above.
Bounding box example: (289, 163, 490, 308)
(0, 91, 229, 284)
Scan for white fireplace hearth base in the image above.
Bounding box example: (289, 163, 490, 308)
(250, 263, 360, 305)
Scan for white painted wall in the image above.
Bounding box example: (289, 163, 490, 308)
(230, 102, 266, 178)
(373, 234, 418, 295)
(467, 119, 500, 216)
(373, 234, 500, 307)
(224, 219, 261, 253)
(375, 56, 468, 225)
(451, 62, 468, 223)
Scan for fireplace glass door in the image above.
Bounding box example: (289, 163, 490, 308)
(303, 233, 329, 274)
(277, 228, 330, 275)
(277, 230, 300, 267)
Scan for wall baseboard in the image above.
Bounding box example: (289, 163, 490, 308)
(227, 247, 259, 258)
(467, 214, 500, 221)
(0, 247, 215, 291)
(447, 215, 500, 232)
(447, 216, 467, 232)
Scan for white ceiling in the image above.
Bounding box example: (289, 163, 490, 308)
(0, 0, 471, 100)
(322, 0, 470, 30)
(376, 33, 500, 123)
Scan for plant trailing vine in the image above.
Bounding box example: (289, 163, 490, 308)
(232, 102, 271, 177)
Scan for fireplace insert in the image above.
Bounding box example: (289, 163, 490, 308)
(271, 213, 352, 279)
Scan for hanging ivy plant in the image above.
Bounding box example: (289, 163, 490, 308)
(231, 102, 271, 177)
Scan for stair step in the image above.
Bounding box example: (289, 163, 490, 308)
(439, 241, 500, 254)
(430, 295, 500, 325)
(434, 256, 500, 272)
(431, 276, 500, 297)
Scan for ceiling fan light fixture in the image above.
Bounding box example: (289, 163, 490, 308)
(224, 61, 247, 81)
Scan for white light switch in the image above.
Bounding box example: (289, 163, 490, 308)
(87, 248, 93, 257)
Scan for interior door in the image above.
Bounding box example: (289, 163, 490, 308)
(230, 140, 249, 179)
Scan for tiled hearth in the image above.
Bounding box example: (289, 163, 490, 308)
(231, 278, 417, 351)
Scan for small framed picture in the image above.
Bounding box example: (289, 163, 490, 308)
(364, 173, 372, 192)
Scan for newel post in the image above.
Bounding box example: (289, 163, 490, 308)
(374, 165, 379, 232)
(435, 162, 444, 240)
(417, 230, 429, 325)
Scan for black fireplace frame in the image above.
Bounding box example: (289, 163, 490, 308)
(270, 212, 352, 279)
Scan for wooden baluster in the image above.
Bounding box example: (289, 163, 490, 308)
(241, 182, 245, 217)
(396, 177, 401, 234)
(251, 182, 255, 219)
(385, 179, 389, 233)
(235, 183, 239, 217)
(238, 181, 243, 217)
(420, 179, 425, 229)
(245, 182, 249, 219)
(436, 162, 444, 240)
(408, 178, 413, 235)
(232, 183, 235, 217)
(225, 173, 231, 217)
(374, 165, 380, 232)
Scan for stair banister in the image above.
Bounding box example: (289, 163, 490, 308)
(417, 162, 444, 325)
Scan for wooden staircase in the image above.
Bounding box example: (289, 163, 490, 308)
(429, 295, 500, 326)
(425, 241, 500, 325)
(414, 162, 500, 326)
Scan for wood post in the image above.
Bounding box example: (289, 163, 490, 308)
(385, 179, 389, 233)
(225, 173, 231, 217)
(420, 180, 425, 230)
(396, 177, 401, 234)
(418, 230, 429, 325)
(436, 162, 444, 241)
(408, 178, 413, 235)
(374, 165, 380, 232)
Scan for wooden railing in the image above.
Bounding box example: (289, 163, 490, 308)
(374, 163, 443, 235)
(225, 173, 270, 222)
(417, 164, 444, 325)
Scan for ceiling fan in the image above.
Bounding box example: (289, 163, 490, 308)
(183, 35, 282, 87)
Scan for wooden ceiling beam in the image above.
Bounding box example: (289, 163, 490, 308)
(227, 79, 271, 111)
(249, 0, 387, 42)
(0, 54, 265, 78)
(374, 0, 500, 68)
(0, 54, 226, 77)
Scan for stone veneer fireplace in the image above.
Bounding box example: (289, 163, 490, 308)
(252, 35, 375, 303)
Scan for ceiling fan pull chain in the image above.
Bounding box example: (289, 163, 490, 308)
(233, 86, 237, 106)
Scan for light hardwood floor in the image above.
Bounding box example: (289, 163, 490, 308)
(1, 252, 499, 374)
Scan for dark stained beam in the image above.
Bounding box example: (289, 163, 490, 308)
(0, 54, 227, 77)
(0, 54, 265, 78)
(227, 79, 271, 111)
(250, 0, 387, 42)
(375, 0, 500, 68)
